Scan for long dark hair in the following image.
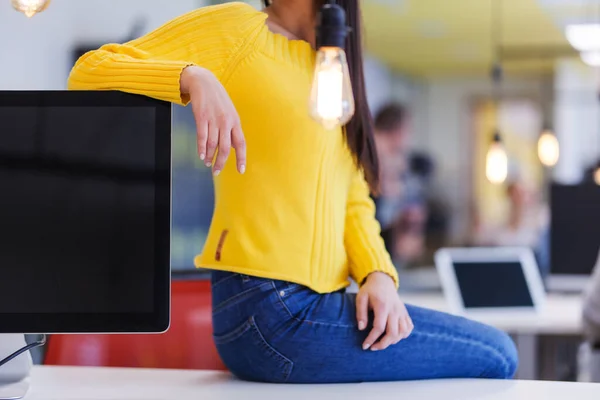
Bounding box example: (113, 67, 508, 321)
(262, 0, 379, 193)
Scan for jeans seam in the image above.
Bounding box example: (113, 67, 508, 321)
(211, 273, 239, 288)
(250, 316, 294, 382)
(213, 317, 253, 344)
(272, 282, 355, 328)
(213, 281, 273, 316)
(411, 330, 512, 375)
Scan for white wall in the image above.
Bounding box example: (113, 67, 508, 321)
(0, 0, 200, 90)
(364, 55, 419, 114)
(553, 58, 600, 184)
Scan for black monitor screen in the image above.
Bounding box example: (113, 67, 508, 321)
(0, 91, 171, 333)
(551, 183, 600, 276)
(453, 261, 534, 308)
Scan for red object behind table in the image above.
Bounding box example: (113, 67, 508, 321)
(44, 279, 226, 370)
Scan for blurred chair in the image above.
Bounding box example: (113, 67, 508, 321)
(44, 279, 226, 370)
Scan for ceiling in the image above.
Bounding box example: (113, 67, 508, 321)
(362, 0, 589, 77)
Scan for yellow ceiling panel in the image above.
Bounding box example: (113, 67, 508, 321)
(363, 0, 571, 77)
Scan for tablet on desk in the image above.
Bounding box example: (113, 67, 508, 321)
(435, 247, 546, 316)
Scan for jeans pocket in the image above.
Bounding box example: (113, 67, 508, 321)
(213, 316, 293, 383)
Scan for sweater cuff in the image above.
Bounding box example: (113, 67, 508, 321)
(346, 215, 399, 288)
(68, 56, 195, 106)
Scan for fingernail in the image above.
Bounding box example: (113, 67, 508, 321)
(370, 348, 379, 352)
(213, 170, 220, 177)
(240, 165, 246, 174)
(358, 321, 366, 330)
(200, 153, 205, 161)
(363, 343, 371, 350)
(205, 162, 212, 167)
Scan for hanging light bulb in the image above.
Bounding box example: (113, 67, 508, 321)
(594, 163, 600, 186)
(486, 131, 508, 184)
(11, 0, 51, 18)
(581, 51, 600, 67)
(309, 2, 354, 130)
(537, 128, 559, 167)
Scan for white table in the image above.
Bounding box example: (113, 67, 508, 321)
(400, 292, 584, 380)
(17, 366, 600, 400)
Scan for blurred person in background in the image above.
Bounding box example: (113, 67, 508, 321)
(472, 176, 550, 277)
(473, 178, 548, 248)
(373, 103, 447, 267)
(69, 0, 516, 383)
(373, 103, 411, 228)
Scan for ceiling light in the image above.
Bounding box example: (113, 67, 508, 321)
(11, 0, 51, 17)
(537, 129, 559, 167)
(486, 132, 508, 184)
(309, 3, 355, 130)
(565, 24, 600, 51)
(581, 51, 600, 67)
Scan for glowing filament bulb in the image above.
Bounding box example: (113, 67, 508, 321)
(11, 0, 51, 17)
(309, 47, 355, 130)
(486, 133, 508, 184)
(537, 129, 559, 167)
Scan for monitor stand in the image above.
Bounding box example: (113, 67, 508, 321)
(0, 335, 32, 400)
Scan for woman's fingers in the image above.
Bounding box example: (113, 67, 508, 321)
(403, 315, 414, 339)
(194, 110, 245, 175)
(398, 316, 409, 340)
(356, 292, 369, 332)
(205, 121, 219, 167)
(363, 304, 387, 350)
(371, 314, 399, 351)
(213, 128, 231, 176)
(231, 124, 246, 174)
(188, 68, 245, 174)
(196, 119, 208, 161)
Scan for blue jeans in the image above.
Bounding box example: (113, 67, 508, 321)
(210, 271, 518, 383)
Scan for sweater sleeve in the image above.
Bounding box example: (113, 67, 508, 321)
(345, 169, 399, 288)
(67, 2, 262, 105)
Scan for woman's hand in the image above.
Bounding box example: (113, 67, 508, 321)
(356, 272, 413, 351)
(180, 66, 246, 176)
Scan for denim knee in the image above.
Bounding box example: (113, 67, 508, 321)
(487, 330, 519, 379)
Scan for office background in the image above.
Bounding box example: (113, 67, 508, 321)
(2, 0, 600, 382)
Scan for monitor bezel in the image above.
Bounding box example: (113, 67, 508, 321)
(435, 247, 546, 317)
(0, 90, 171, 333)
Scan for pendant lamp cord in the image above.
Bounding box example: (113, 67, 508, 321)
(491, 0, 503, 106)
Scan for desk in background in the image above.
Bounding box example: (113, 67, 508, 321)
(401, 291, 584, 381)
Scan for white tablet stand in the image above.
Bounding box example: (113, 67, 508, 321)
(0, 335, 34, 400)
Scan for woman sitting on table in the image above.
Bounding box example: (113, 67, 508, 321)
(68, 0, 518, 383)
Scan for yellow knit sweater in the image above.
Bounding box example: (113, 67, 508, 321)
(68, 2, 398, 293)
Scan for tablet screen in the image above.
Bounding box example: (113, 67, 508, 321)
(453, 261, 534, 308)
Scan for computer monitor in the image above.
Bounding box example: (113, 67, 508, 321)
(547, 182, 600, 292)
(0, 91, 172, 333)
